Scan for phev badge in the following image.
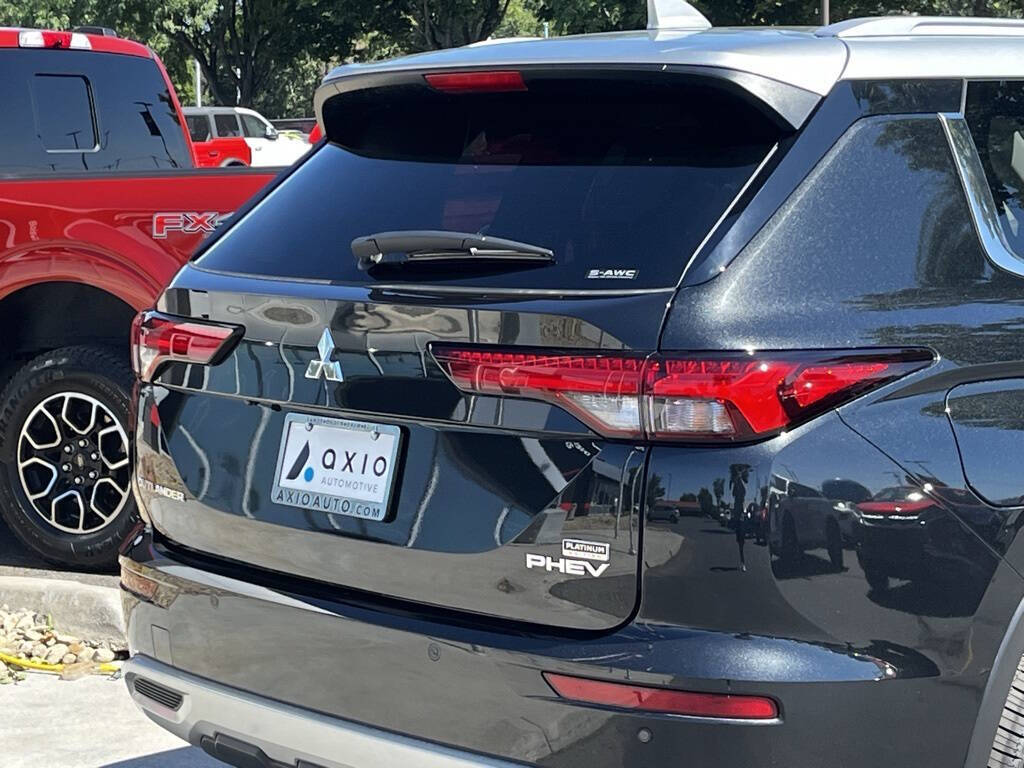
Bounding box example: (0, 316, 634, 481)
(305, 328, 344, 382)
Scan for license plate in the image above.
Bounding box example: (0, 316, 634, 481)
(271, 414, 401, 521)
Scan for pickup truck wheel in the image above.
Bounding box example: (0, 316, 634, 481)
(0, 346, 136, 569)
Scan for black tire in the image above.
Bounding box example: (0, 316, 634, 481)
(988, 656, 1024, 767)
(0, 346, 137, 569)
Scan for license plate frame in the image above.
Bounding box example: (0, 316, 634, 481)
(271, 413, 402, 522)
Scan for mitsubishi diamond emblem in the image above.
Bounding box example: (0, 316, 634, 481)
(305, 328, 344, 382)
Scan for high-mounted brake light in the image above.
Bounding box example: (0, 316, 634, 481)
(424, 71, 527, 93)
(431, 346, 931, 442)
(544, 673, 779, 720)
(132, 311, 241, 382)
(18, 30, 91, 49)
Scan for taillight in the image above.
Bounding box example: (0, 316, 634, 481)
(543, 673, 779, 720)
(18, 30, 91, 49)
(431, 346, 931, 442)
(132, 311, 241, 382)
(424, 70, 527, 93)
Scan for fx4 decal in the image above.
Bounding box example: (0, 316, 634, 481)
(152, 211, 232, 239)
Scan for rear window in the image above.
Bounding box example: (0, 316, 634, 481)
(196, 74, 783, 290)
(0, 49, 191, 175)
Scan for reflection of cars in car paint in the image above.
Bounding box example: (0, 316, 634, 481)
(184, 106, 310, 168)
(768, 475, 846, 569)
(855, 485, 1002, 593)
(648, 500, 681, 524)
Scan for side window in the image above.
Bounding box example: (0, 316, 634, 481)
(214, 114, 241, 138)
(186, 115, 212, 142)
(965, 81, 1024, 256)
(31, 75, 97, 151)
(241, 114, 267, 138)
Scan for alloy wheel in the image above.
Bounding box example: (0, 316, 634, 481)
(17, 391, 131, 534)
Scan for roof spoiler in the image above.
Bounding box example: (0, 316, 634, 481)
(647, 0, 711, 30)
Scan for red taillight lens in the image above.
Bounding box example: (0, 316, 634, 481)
(424, 70, 527, 93)
(544, 673, 779, 720)
(132, 311, 241, 382)
(432, 346, 931, 441)
(434, 348, 645, 438)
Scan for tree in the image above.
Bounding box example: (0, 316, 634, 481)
(158, 0, 310, 109)
(532, 0, 1024, 30)
(531, 0, 645, 33)
(410, 0, 514, 49)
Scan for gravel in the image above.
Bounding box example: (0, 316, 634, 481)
(0, 604, 121, 684)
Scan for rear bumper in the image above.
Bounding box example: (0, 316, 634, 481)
(125, 655, 523, 768)
(120, 539, 996, 768)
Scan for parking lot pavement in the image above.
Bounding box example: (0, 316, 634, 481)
(0, 673, 218, 768)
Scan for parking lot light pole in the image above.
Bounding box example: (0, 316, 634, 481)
(194, 59, 202, 108)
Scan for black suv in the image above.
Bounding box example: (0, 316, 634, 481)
(122, 8, 1024, 768)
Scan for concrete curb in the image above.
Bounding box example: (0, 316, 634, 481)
(0, 575, 126, 650)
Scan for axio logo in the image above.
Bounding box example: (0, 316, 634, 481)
(152, 211, 231, 239)
(525, 553, 610, 578)
(586, 268, 638, 280)
(285, 441, 313, 482)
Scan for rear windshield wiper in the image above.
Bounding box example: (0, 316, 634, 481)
(352, 230, 554, 271)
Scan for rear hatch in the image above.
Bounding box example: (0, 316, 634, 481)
(137, 68, 787, 630)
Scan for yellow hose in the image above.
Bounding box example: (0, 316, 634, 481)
(0, 650, 119, 675)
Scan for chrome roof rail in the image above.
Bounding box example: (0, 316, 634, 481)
(818, 15, 1024, 38)
(647, 0, 711, 30)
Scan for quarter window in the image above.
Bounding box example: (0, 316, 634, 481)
(214, 114, 241, 138)
(965, 81, 1024, 255)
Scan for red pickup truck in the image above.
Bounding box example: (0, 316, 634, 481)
(0, 27, 277, 568)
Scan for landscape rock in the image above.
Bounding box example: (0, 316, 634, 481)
(44, 644, 69, 665)
(0, 606, 119, 683)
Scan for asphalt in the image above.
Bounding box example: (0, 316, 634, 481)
(0, 517, 119, 588)
(0, 673, 218, 768)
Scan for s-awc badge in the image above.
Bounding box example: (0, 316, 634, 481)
(587, 268, 638, 280)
